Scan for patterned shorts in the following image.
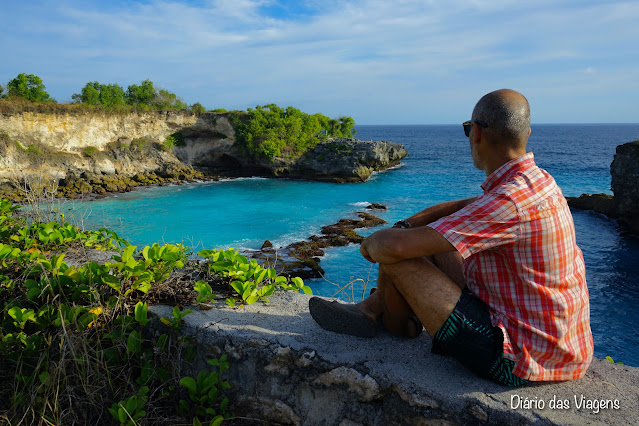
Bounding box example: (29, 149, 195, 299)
(431, 288, 528, 387)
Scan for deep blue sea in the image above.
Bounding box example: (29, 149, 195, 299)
(67, 124, 639, 366)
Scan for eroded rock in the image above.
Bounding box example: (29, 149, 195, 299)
(248, 210, 387, 279)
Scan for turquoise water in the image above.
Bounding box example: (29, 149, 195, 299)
(66, 124, 639, 366)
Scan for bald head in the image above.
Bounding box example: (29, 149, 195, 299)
(472, 89, 531, 147)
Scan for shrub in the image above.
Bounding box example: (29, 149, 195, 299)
(130, 138, 148, 151)
(164, 131, 185, 149)
(0, 198, 312, 424)
(191, 102, 206, 115)
(25, 143, 43, 156)
(82, 146, 99, 157)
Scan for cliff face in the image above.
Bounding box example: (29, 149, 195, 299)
(0, 109, 408, 199)
(611, 140, 639, 233)
(567, 139, 639, 235)
(0, 110, 200, 152)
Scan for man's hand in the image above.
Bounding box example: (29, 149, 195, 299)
(360, 244, 376, 263)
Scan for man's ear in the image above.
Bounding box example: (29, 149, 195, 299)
(472, 122, 483, 144)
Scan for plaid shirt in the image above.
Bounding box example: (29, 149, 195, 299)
(429, 153, 593, 381)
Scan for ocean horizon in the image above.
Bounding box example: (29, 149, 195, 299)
(66, 123, 639, 367)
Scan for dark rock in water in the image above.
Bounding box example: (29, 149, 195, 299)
(260, 240, 273, 250)
(247, 209, 388, 279)
(567, 140, 639, 235)
(611, 140, 639, 234)
(567, 193, 616, 217)
(366, 203, 388, 210)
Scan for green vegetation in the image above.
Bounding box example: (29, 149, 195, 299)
(191, 102, 206, 115)
(229, 104, 357, 160)
(1, 73, 204, 113)
(606, 356, 624, 365)
(83, 146, 99, 157)
(162, 132, 185, 151)
(75, 81, 126, 107)
(4, 73, 54, 103)
(74, 78, 188, 110)
(0, 197, 311, 424)
(130, 137, 148, 151)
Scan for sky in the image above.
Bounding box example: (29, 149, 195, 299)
(1, 0, 638, 124)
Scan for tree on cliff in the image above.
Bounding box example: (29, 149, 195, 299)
(5, 73, 53, 102)
(76, 81, 126, 107)
(125, 79, 157, 105)
(152, 88, 188, 110)
(230, 104, 357, 159)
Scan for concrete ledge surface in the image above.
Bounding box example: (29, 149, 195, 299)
(149, 292, 638, 425)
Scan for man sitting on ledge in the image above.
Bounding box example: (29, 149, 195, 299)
(309, 89, 593, 386)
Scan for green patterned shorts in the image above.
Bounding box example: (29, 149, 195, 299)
(432, 288, 528, 387)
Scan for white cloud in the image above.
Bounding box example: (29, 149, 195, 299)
(1, 0, 638, 123)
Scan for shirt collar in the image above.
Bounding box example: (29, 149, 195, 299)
(480, 152, 535, 193)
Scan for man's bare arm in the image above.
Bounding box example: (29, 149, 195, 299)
(402, 196, 479, 228)
(360, 226, 456, 265)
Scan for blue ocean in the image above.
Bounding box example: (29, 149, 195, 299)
(68, 124, 639, 366)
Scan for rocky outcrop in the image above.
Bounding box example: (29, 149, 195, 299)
(611, 141, 639, 233)
(566, 193, 616, 217)
(272, 139, 408, 182)
(249, 208, 388, 279)
(567, 140, 639, 235)
(176, 136, 408, 183)
(0, 109, 408, 200)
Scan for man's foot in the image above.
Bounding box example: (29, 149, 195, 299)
(308, 297, 378, 337)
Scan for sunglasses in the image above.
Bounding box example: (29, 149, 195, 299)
(462, 120, 488, 137)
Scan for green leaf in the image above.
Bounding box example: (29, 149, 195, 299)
(179, 376, 197, 394)
(230, 280, 244, 295)
(194, 280, 212, 296)
(134, 302, 149, 326)
(127, 331, 142, 354)
(211, 415, 224, 426)
(254, 269, 268, 283)
(245, 290, 259, 305)
(118, 406, 127, 423)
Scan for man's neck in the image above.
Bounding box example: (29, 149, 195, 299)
(482, 148, 527, 176)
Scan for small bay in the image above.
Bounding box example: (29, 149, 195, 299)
(67, 123, 639, 367)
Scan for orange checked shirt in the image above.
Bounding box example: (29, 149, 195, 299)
(429, 153, 593, 381)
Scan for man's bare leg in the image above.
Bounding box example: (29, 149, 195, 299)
(309, 252, 464, 337)
(429, 251, 466, 290)
(357, 252, 465, 337)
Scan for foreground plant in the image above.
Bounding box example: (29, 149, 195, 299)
(197, 248, 312, 307)
(0, 198, 311, 424)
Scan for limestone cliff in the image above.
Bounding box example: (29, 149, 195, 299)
(0, 108, 408, 200)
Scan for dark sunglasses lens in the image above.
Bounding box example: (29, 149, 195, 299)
(463, 123, 471, 137)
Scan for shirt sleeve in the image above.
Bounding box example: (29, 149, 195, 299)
(427, 193, 520, 259)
